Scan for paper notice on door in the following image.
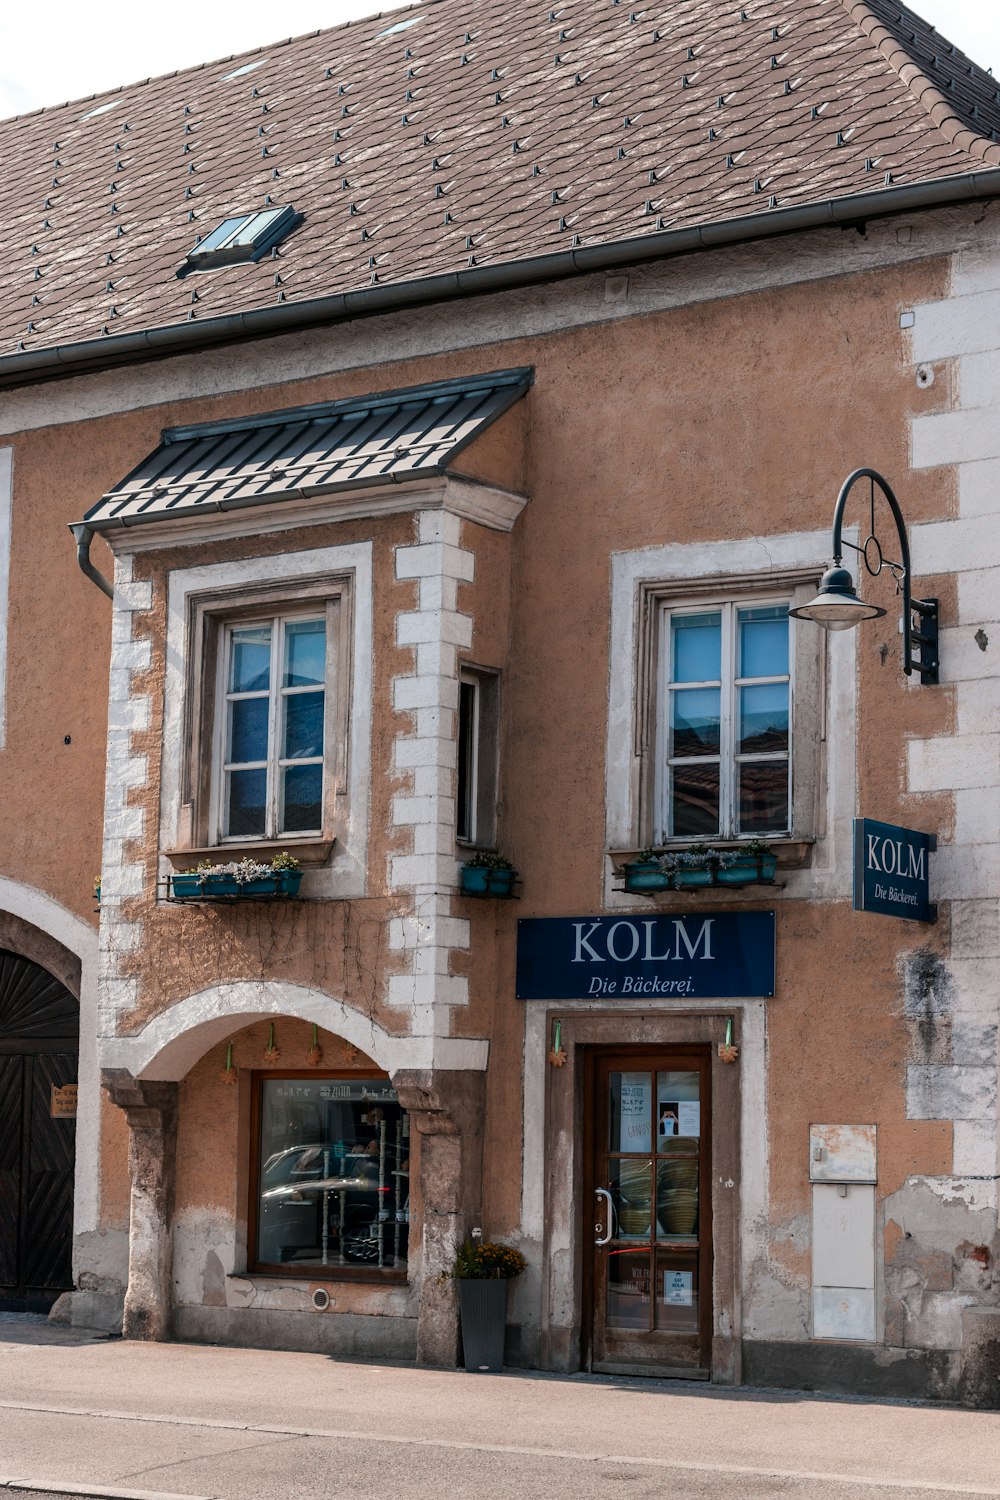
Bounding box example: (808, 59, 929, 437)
(620, 1073, 652, 1152)
(658, 1100, 700, 1138)
(664, 1270, 693, 1306)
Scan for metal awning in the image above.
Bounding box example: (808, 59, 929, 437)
(80, 367, 532, 532)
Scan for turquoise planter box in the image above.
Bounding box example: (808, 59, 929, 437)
(716, 854, 778, 886)
(460, 865, 517, 897)
(278, 870, 303, 896)
(624, 863, 671, 893)
(170, 873, 205, 899)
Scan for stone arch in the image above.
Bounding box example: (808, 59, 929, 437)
(0, 877, 100, 1244)
(103, 981, 417, 1082)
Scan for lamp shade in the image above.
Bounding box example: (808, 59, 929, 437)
(788, 566, 885, 631)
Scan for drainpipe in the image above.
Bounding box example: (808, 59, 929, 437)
(69, 523, 114, 600)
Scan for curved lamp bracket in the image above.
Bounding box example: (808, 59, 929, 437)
(831, 468, 938, 685)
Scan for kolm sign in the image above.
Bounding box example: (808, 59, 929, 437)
(853, 817, 937, 924)
(515, 911, 775, 1000)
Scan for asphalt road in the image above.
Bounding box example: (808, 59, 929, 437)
(1, 1316, 999, 1500)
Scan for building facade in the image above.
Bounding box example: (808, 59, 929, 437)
(1, 0, 999, 1405)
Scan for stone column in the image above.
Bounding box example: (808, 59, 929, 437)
(102, 1069, 179, 1342)
(395, 1068, 486, 1368)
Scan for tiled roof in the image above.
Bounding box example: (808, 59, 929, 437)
(80, 368, 532, 530)
(3, 0, 999, 362)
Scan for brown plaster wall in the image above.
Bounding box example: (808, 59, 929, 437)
(5, 247, 964, 1345)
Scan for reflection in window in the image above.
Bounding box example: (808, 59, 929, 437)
(255, 1077, 409, 1273)
(222, 614, 327, 840)
(659, 601, 790, 839)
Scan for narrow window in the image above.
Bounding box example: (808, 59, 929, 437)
(457, 668, 499, 847)
(658, 602, 790, 841)
(220, 613, 327, 841)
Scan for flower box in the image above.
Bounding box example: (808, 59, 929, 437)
(169, 858, 303, 901)
(460, 864, 517, 898)
(621, 845, 778, 894)
(624, 861, 672, 894)
(715, 853, 778, 886)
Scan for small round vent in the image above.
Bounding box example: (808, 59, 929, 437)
(311, 1287, 331, 1311)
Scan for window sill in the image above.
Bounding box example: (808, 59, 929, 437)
(164, 838, 334, 870)
(231, 1266, 408, 1286)
(608, 839, 814, 876)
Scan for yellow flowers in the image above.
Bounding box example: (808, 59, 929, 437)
(452, 1239, 527, 1280)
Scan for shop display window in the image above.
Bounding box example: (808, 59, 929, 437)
(252, 1074, 409, 1277)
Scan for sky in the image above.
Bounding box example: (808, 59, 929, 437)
(0, 0, 998, 121)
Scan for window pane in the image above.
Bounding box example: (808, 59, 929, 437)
(609, 1071, 653, 1153)
(229, 696, 269, 765)
(195, 216, 246, 255)
(284, 619, 326, 688)
(656, 1071, 700, 1155)
(739, 683, 789, 754)
(739, 606, 788, 679)
(656, 1250, 700, 1333)
(656, 1158, 699, 1239)
(227, 767, 267, 837)
(670, 688, 720, 758)
(607, 1251, 651, 1330)
(457, 680, 476, 841)
(230, 627, 272, 692)
(284, 692, 325, 759)
(611, 1158, 653, 1240)
(282, 763, 323, 832)
(232, 207, 283, 248)
(257, 1076, 409, 1272)
(671, 761, 720, 836)
(670, 612, 721, 683)
(739, 760, 789, 833)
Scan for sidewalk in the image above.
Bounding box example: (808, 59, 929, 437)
(2, 1316, 1000, 1499)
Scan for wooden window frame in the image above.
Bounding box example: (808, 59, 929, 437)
(178, 575, 352, 858)
(247, 1068, 409, 1285)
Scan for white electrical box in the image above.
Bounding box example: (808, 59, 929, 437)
(813, 1183, 876, 1288)
(809, 1123, 877, 1183)
(810, 1126, 877, 1343)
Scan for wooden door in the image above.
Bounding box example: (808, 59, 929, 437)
(0, 953, 79, 1312)
(587, 1049, 712, 1377)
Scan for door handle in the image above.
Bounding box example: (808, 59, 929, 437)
(595, 1187, 614, 1246)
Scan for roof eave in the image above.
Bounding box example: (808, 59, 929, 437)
(9, 170, 1000, 391)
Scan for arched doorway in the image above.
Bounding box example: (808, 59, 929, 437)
(0, 950, 79, 1311)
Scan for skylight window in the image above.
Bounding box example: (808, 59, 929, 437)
(80, 99, 120, 120)
(376, 15, 423, 36)
(221, 58, 268, 80)
(181, 205, 301, 273)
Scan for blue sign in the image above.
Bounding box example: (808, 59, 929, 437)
(515, 911, 775, 1000)
(853, 818, 936, 924)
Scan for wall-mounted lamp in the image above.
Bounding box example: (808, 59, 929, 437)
(789, 468, 939, 684)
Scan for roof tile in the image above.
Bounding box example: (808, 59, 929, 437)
(2, 0, 999, 360)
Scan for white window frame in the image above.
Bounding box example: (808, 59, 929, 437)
(653, 596, 793, 845)
(215, 609, 332, 845)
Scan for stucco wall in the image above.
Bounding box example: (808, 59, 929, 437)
(1, 198, 996, 1392)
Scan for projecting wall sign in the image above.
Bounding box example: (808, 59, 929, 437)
(853, 817, 937, 924)
(515, 911, 775, 1000)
